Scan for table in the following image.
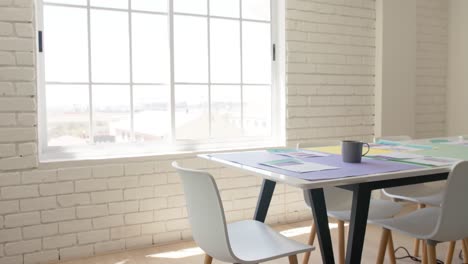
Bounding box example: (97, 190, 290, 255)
(199, 138, 467, 264)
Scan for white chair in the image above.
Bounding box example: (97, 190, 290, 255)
(375, 135, 445, 257)
(172, 161, 314, 264)
(370, 161, 468, 264)
(297, 141, 402, 264)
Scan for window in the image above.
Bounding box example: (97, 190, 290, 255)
(37, 0, 282, 159)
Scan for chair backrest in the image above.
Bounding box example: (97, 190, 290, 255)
(374, 135, 412, 143)
(172, 162, 238, 263)
(298, 141, 353, 211)
(431, 161, 468, 242)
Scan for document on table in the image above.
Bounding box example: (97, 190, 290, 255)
(278, 150, 329, 159)
(368, 152, 424, 160)
(404, 156, 462, 167)
(260, 159, 338, 173)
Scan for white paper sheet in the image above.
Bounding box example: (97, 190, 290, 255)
(279, 150, 329, 159)
(260, 159, 338, 173)
(406, 156, 462, 167)
(368, 152, 424, 160)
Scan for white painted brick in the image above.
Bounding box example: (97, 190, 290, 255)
(109, 200, 139, 215)
(24, 250, 59, 264)
(20, 196, 56, 211)
(141, 222, 165, 235)
(14, 22, 33, 37)
(1, 184, 38, 199)
(0, 172, 20, 186)
(139, 173, 167, 186)
(59, 219, 92, 234)
(90, 190, 123, 204)
(0, 155, 37, 170)
(15, 82, 35, 96)
(0, 7, 32, 22)
(4, 239, 41, 255)
(124, 211, 153, 225)
(0, 22, 13, 35)
(58, 167, 92, 181)
(92, 215, 124, 229)
(43, 234, 76, 249)
(17, 113, 36, 126)
(18, 142, 37, 155)
(0, 256, 23, 264)
(166, 219, 190, 231)
(94, 239, 125, 254)
(123, 187, 154, 200)
(154, 184, 183, 197)
(23, 223, 58, 239)
(154, 208, 183, 221)
(0, 67, 35, 80)
(75, 179, 107, 193)
(41, 208, 75, 223)
(21, 170, 57, 184)
(110, 225, 140, 239)
(153, 231, 181, 245)
(139, 197, 167, 211)
(125, 235, 152, 249)
(124, 162, 154, 175)
(59, 245, 94, 261)
(57, 193, 90, 207)
(0, 113, 15, 126)
(0, 200, 18, 214)
(77, 204, 108, 219)
(0, 215, 3, 228)
(0, 228, 21, 243)
(0, 82, 14, 95)
(39, 181, 73, 196)
(77, 229, 109, 244)
(0, 144, 15, 157)
(0, 51, 15, 65)
(107, 176, 138, 189)
(92, 164, 124, 178)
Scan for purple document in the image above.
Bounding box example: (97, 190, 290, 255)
(209, 151, 424, 181)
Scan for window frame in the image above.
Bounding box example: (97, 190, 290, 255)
(36, 0, 285, 161)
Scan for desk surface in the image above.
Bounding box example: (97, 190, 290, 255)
(199, 137, 467, 189)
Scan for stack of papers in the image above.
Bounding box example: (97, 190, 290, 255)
(369, 152, 461, 167)
(260, 159, 338, 173)
(278, 150, 329, 159)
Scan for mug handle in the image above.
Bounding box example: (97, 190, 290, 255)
(362, 142, 370, 156)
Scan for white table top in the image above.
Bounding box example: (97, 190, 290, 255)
(199, 153, 451, 189)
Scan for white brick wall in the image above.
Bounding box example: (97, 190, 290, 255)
(415, 0, 448, 138)
(285, 0, 376, 146)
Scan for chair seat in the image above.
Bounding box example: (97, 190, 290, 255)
(369, 207, 441, 240)
(328, 199, 402, 221)
(228, 220, 314, 263)
(383, 184, 444, 206)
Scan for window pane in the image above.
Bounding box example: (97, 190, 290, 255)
(174, 0, 207, 15)
(132, 0, 167, 12)
(44, 0, 86, 5)
(133, 85, 170, 142)
(175, 85, 209, 140)
(44, 6, 88, 82)
(210, 18, 240, 83)
(210, 0, 239, 18)
(174, 15, 208, 83)
(243, 85, 271, 136)
(46, 85, 90, 146)
(242, 0, 270, 21)
(91, 0, 128, 9)
(91, 10, 130, 83)
(211, 85, 242, 138)
(93, 85, 131, 143)
(242, 21, 271, 84)
(132, 13, 169, 83)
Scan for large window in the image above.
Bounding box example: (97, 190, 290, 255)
(38, 0, 281, 158)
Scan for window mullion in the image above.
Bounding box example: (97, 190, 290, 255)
(207, 0, 212, 138)
(239, 0, 244, 136)
(169, 0, 176, 142)
(128, 0, 135, 142)
(87, 0, 94, 144)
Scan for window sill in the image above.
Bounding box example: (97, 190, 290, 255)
(39, 139, 284, 169)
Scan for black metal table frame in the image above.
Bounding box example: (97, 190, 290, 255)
(253, 172, 449, 264)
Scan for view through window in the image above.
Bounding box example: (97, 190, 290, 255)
(39, 0, 276, 152)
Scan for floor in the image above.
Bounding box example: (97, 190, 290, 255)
(61, 205, 465, 264)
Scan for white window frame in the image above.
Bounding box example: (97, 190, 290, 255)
(36, 0, 285, 161)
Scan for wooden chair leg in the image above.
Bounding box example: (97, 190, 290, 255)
(414, 238, 421, 257)
(422, 240, 428, 264)
(302, 223, 316, 264)
(445, 241, 456, 264)
(338, 220, 345, 264)
(463, 238, 468, 262)
(204, 254, 213, 264)
(376, 228, 390, 264)
(427, 243, 437, 264)
(387, 231, 396, 264)
(289, 254, 299, 264)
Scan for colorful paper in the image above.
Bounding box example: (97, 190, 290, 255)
(260, 159, 338, 173)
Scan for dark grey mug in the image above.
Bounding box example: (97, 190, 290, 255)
(341, 140, 370, 163)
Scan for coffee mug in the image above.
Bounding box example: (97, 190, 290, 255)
(341, 140, 370, 163)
